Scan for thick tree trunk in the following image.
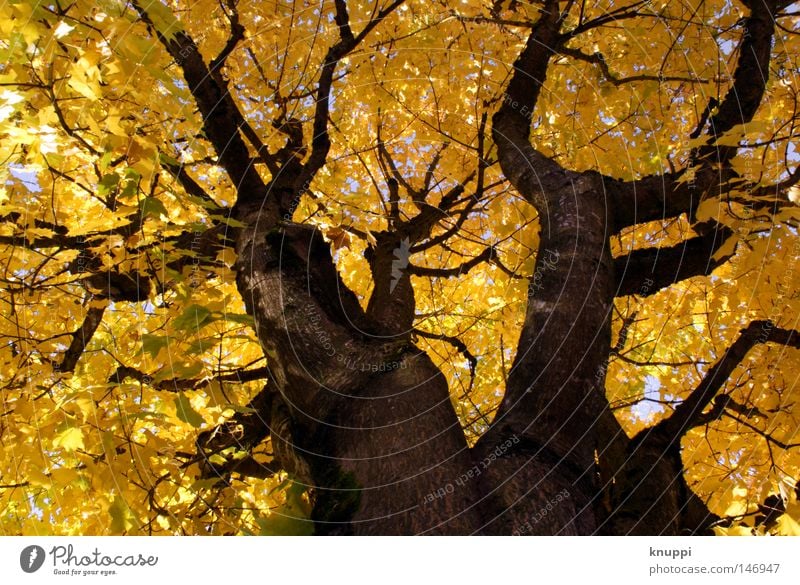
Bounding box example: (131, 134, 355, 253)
(473, 171, 618, 535)
(234, 207, 484, 534)
(230, 171, 703, 535)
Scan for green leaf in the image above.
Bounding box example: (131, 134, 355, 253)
(140, 333, 169, 358)
(158, 152, 180, 167)
(142, 1, 185, 42)
(222, 313, 254, 326)
(122, 410, 167, 422)
(186, 194, 220, 209)
(175, 392, 205, 428)
(140, 196, 169, 219)
(255, 481, 313, 535)
(168, 361, 204, 379)
(185, 339, 209, 356)
(190, 478, 223, 491)
(120, 178, 138, 199)
(210, 213, 246, 228)
(97, 173, 120, 197)
(108, 495, 137, 534)
(285, 480, 312, 514)
(172, 304, 214, 332)
(254, 509, 314, 536)
(99, 149, 114, 172)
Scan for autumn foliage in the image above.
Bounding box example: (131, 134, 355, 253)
(0, 0, 799, 535)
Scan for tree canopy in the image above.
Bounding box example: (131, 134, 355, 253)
(0, 0, 799, 536)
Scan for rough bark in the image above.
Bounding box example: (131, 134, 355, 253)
(233, 209, 485, 534)
(466, 0, 603, 535)
(615, 224, 737, 297)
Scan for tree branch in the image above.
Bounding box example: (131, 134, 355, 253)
(566, 0, 652, 37)
(295, 0, 406, 193)
(160, 159, 221, 210)
(696, 0, 779, 166)
(0, 482, 29, 489)
(132, 1, 275, 216)
(209, 0, 245, 75)
(491, 0, 566, 211)
(407, 246, 494, 278)
(59, 301, 107, 373)
(108, 365, 269, 392)
(721, 410, 800, 451)
(638, 321, 800, 447)
(202, 454, 281, 482)
(413, 328, 477, 391)
(559, 46, 707, 86)
(614, 225, 736, 297)
(605, 0, 782, 232)
(404, 177, 474, 243)
(196, 385, 274, 456)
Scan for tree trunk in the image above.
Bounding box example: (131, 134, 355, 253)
(234, 208, 485, 534)
(230, 165, 711, 534)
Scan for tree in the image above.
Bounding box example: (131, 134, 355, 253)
(1, 0, 799, 536)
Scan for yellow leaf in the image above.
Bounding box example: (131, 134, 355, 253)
(722, 487, 749, 517)
(694, 198, 721, 223)
(713, 525, 753, 536)
(775, 514, 800, 536)
(142, 1, 184, 42)
(217, 247, 237, 267)
(26, 467, 52, 489)
(53, 427, 85, 452)
(50, 468, 79, 486)
(67, 77, 99, 101)
(53, 21, 74, 39)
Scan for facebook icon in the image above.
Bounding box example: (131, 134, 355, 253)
(20, 545, 46, 573)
